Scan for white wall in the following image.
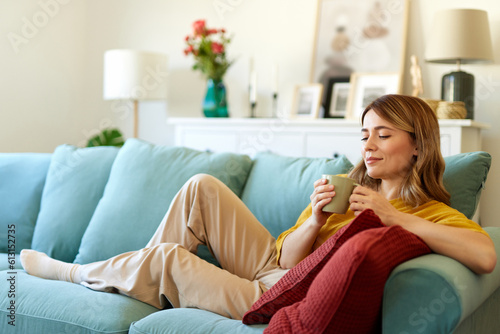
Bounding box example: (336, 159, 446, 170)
(1, 0, 500, 227)
(0, 0, 88, 151)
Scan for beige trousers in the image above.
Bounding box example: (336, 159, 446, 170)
(78, 174, 287, 320)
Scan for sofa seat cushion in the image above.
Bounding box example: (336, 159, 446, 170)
(75, 139, 253, 264)
(240, 152, 353, 238)
(130, 308, 266, 334)
(0, 254, 24, 271)
(0, 153, 51, 253)
(0, 271, 158, 334)
(31, 145, 119, 262)
(382, 226, 500, 333)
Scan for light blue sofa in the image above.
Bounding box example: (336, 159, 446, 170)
(0, 138, 499, 334)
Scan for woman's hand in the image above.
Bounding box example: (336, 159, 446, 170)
(280, 178, 335, 269)
(310, 178, 335, 227)
(349, 186, 402, 225)
(349, 186, 496, 274)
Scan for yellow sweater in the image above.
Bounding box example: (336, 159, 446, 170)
(276, 198, 490, 264)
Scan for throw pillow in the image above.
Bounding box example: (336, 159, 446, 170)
(31, 145, 119, 262)
(443, 151, 491, 219)
(240, 151, 353, 238)
(264, 224, 431, 333)
(0, 153, 51, 253)
(242, 209, 385, 325)
(74, 139, 253, 264)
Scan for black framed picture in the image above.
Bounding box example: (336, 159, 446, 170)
(323, 76, 350, 118)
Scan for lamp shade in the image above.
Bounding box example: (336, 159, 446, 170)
(103, 49, 168, 100)
(425, 9, 493, 64)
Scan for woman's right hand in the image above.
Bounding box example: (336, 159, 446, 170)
(310, 178, 335, 227)
(280, 177, 335, 269)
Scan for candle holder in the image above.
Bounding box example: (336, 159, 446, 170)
(272, 93, 278, 118)
(250, 102, 257, 118)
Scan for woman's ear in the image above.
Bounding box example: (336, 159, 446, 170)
(413, 146, 418, 156)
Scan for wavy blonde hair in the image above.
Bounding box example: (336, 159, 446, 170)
(348, 94, 450, 207)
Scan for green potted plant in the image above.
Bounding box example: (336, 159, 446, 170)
(86, 128, 125, 148)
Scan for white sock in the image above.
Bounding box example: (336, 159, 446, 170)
(20, 249, 82, 283)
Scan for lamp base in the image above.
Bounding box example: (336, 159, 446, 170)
(441, 70, 474, 119)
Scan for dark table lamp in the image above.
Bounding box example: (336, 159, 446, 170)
(425, 9, 493, 119)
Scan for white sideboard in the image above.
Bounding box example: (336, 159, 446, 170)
(168, 118, 490, 164)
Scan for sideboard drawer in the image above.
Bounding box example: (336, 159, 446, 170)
(178, 130, 238, 153)
(305, 133, 362, 164)
(238, 131, 304, 157)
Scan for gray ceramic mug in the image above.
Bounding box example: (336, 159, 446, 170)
(321, 174, 359, 214)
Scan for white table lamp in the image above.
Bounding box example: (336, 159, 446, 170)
(103, 49, 168, 137)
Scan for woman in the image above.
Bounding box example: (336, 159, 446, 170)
(21, 94, 496, 321)
(279, 94, 495, 274)
(277, 95, 496, 274)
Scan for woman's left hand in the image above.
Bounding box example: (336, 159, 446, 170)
(349, 186, 402, 225)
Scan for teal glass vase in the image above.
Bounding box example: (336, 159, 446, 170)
(203, 78, 229, 117)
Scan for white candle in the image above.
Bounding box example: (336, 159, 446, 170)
(272, 64, 278, 94)
(250, 70, 257, 103)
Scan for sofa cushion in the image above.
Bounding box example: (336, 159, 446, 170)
(31, 145, 119, 262)
(0, 271, 158, 334)
(74, 139, 253, 264)
(263, 224, 431, 334)
(0, 153, 51, 253)
(243, 209, 386, 325)
(443, 151, 491, 219)
(240, 152, 353, 238)
(130, 308, 266, 334)
(0, 254, 24, 271)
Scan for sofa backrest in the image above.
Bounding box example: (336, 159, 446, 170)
(0, 139, 491, 266)
(240, 152, 354, 238)
(31, 145, 120, 262)
(73, 139, 253, 264)
(239, 151, 491, 239)
(0, 153, 51, 253)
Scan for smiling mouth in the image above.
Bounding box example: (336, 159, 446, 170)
(366, 157, 382, 164)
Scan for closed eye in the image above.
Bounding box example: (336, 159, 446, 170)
(361, 135, 390, 141)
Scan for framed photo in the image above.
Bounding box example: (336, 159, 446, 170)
(310, 0, 409, 106)
(291, 84, 324, 119)
(325, 77, 350, 117)
(345, 72, 401, 120)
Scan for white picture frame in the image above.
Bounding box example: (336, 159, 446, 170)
(346, 72, 401, 120)
(291, 84, 324, 119)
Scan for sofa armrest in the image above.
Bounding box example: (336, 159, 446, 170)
(382, 227, 500, 334)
